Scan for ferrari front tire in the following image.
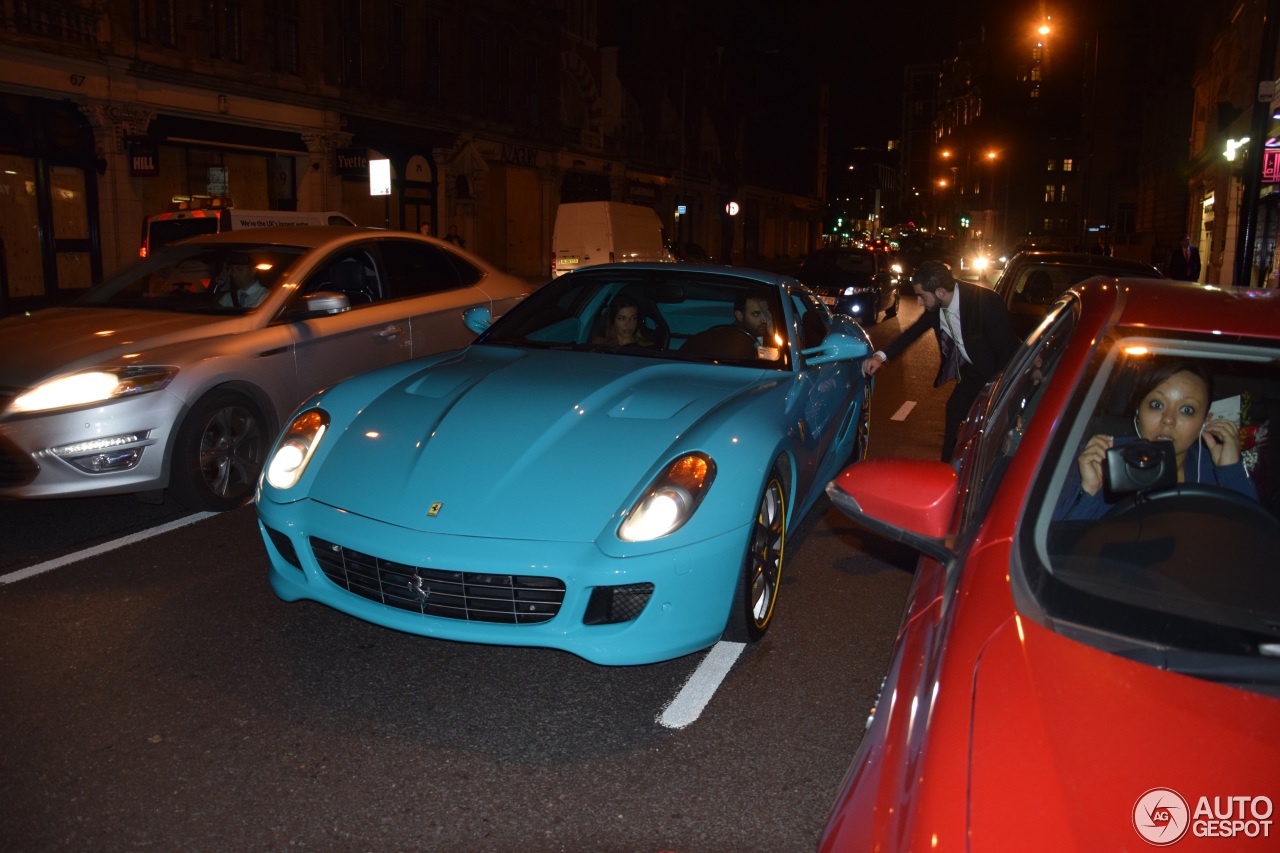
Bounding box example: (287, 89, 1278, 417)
(724, 467, 787, 643)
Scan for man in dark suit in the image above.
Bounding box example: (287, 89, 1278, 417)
(1166, 234, 1201, 281)
(863, 260, 1020, 462)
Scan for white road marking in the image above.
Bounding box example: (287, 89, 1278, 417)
(889, 401, 917, 421)
(657, 640, 746, 729)
(0, 512, 217, 585)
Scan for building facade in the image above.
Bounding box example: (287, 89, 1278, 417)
(0, 0, 826, 312)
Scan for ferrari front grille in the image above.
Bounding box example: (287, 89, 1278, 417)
(310, 537, 565, 624)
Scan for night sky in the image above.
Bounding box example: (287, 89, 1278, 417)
(706, 0, 977, 148)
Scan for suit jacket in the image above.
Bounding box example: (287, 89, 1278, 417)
(884, 280, 1021, 386)
(1167, 246, 1201, 281)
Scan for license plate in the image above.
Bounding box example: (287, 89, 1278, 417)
(819, 295, 837, 306)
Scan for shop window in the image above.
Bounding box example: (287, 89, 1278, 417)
(266, 0, 299, 74)
(340, 0, 362, 87)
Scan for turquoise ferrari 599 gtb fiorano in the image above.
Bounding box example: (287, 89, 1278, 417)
(256, 263, 873, 665)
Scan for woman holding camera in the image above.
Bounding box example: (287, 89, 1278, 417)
(1054, 360, 1253, 521)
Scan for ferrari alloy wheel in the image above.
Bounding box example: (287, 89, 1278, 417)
(170, 390, 269, 511)
(725, 469, 787, 642)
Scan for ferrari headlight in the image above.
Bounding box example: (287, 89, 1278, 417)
(11, 366, 179, 414)
(618, 453, 716, 542)
(265, 408, 329, 490)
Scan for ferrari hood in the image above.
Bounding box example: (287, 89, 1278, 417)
(0, 307, 237, 388)
(306, 347, 764, 540)
(965, 617, 1280, 847)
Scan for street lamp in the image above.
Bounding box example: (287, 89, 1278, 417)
(984, 149, 1009, 249)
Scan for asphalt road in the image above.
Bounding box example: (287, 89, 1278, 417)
(0, 297, 948, 852)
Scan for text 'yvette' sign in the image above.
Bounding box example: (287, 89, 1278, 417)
(335, 148, 370, 177)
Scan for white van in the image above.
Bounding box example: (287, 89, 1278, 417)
(140, 200, 356, 257)
(551, 201, 672, 276)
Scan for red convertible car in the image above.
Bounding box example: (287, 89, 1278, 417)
(822, 278, 1280, 851)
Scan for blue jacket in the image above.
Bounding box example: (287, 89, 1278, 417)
(1053, 436, 1256, 521)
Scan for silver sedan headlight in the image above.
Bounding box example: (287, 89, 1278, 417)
(618, 453, 716, 542)
(10, 366, 179, 414)
(265, 408, 330, 490)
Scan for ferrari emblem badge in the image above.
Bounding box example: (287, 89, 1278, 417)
(427, 501, 443, 517)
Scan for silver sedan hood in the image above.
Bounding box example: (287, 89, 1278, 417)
(0, 307, 241, 388)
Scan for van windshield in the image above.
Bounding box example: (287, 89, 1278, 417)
(148, 218, 220, 251)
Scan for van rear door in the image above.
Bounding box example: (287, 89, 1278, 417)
(140, 211, 222, 257)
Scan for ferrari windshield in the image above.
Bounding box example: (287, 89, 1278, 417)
(75, 243, 307, 314)
(478, 267, 795, 369)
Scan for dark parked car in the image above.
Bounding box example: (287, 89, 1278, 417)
(896, 232, 960, 282)
(796, 247, 900, 324)
(665, 241, 712, 263)
(993, 250, 1164, 338)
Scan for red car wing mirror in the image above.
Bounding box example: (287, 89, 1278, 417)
(825, 460, 959, 561)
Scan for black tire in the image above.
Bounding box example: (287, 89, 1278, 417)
(169, 390, 269, 511)
(724, 466, 788, 643)
(849, 381, 872, 465)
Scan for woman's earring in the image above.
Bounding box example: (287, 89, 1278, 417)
(1133, 414, 1141, 435)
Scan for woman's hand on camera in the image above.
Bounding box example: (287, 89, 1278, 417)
(1077, 433, 1113, 496)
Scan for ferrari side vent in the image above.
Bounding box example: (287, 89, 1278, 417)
(310, 537, 565, 624)
(583, 583, 654, 625)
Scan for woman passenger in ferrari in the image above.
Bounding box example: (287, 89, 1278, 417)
(592, 294, 655, 347)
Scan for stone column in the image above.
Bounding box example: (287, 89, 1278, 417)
(301, 130, 352, 213)
(80, 101, 156, 275)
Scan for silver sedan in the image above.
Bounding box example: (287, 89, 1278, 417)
(0, 227, 530, 510)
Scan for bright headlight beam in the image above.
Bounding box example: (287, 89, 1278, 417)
(618, 453, 715, 542)
(11, 367, 178, 414)
(13, 373, 120, 412)
(265, 409, 330, 490)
